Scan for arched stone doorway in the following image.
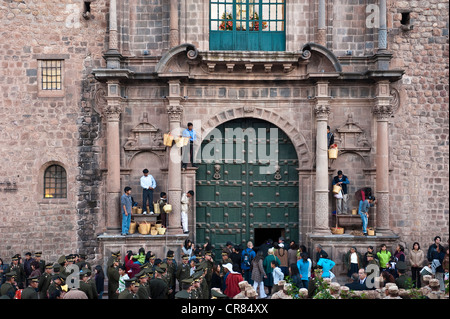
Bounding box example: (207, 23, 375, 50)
(195, 118, 300, 259)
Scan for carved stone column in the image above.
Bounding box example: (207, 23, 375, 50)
(378, 0, 387, 51)
(169, 0, 180, 48)
(372, 80, 392, 233)
(106, 0, 122, 69)
(313, 81, 331, 234)
(166, 80, 184, 234)
(317, 0, 326, 46)
(104, 80, 123, 232)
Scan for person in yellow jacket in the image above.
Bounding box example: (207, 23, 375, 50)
(377, 244, 392, 271)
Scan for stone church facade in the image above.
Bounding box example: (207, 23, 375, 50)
(0, 0, 448, 278)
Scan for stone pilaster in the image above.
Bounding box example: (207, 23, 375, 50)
(372, 80, 392, 234)
(105, 0, 122, 69)
(317, 0, 326, 46)
(378, 0, 387, 51)
(104, 80, 123, 232)
(169, 0, 180, 48)
(313, 81, 331, 234)
(166, 80, 184, 234)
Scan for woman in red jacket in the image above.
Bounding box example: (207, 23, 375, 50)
(223, 263, 243, 298)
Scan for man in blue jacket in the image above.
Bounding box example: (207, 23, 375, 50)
(241, 241, 256, 285)
(332, 170, 350, 214)
(358, 197, 376, 236)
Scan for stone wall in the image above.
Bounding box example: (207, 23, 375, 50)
(387, 0, 449, 249)
(0, 0, 448, 269)
(0, 0, 107, 263)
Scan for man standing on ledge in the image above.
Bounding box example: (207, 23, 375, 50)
(121, 186, 132, 236)
(141, 168, 156, 214)
(182, 122, 198, 170)
(181, 190, 194, 234)
(332, 170, 350, 215)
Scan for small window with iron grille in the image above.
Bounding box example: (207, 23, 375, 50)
(37, 58, 65, 97)
(40, 60, 62, 90)
(44, 165, 67, 199)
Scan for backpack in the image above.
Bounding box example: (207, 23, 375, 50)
(242, 250, 252, 269)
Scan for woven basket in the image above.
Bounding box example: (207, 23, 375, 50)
(150, 226, 158, 236)
(163, 133, 174, 146)
(136, 207, 143, 214)
(163, 204, 172, 213)
(138, 221, 150, 235)
(129, 221, 137, 234)
(367, 227, 375, 236)
(332, 184, 342, 194)
(158, 227, 166, 235)
(154, 203, 160, 215)
(132, 206, 138, 214)
(328, 148, 338, 159)
(331, 227, 344, 234)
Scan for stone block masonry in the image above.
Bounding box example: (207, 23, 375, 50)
(387, 0, 449, 248)
(0, 0, 108, 263)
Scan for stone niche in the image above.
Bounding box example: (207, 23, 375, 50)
(121, 112, 168, 206)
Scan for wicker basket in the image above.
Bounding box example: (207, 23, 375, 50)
(138, 221, 151, 235)
(163, 204, 172, 213)
(129, 221, 137, 234)
(352, 209, 357, 215)
(163, 133, 174, 146)
(328, 148, 338, 159)
(158, 227, 166, 235)
(136, 207, 143, 214)
(132, 207, 138, 214)
(150, 226, 158, 236)
(331, 227, 344, 234)
(367, 227, 375, 236)
(332, 184, 342, 194)
(154, 203, 160, 215)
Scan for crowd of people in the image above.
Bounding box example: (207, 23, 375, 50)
(0, 236, 448, 299)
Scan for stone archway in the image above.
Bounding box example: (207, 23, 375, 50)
(199, 106, 311, 169)
(195, 117, 305, 259)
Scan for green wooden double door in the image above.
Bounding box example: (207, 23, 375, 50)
(196, 118, 299, 259)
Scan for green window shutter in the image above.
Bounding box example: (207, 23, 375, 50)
(210, 0, 286, 51)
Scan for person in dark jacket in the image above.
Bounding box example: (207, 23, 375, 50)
(427, 236, 445, 262)
(332, 170, 350, 215)
(327, 126, 334, 149)
(94, 265, 105, 299)
(149, 267, 169, 299)
(314, 244, 328, 264)
(345, 272, 365, 291)
(430, 244, 446, 291)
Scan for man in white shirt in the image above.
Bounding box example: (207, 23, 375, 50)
(180, 190, 194, 234)
(140, 168, 156, 214)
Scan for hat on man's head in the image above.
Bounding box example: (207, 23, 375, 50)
(5, 272, 16, 279)
(181, 277, 194, 285)
(175, 290, 190, 299)
(154, 266, 165, 274)
(34, 252, 42, 257)
(28, 276, 39, 283)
